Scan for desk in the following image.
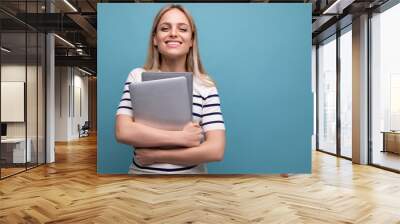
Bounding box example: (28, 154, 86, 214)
(1, 138, 31, 163)
(381, 131, 400, 154)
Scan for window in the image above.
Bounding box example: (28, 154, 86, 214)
(339, 27, 352, 158)
(371, 2, 400, 171)
(317, 35, 337, 154)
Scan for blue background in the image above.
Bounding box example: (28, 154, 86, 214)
(98, 3, 312, 174)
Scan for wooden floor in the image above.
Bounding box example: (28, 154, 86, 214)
(1, 163, 46, 178)
(1, 167, 26, 178)
(1, 135, 400, 223)
(373, 150, 400, 171)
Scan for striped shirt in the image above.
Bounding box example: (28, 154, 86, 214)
(116, 68, 225, 174)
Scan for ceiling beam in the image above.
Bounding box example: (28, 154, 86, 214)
(67, 13, 97, 39)
(55, 55, 96, 70)
(323, 0, 356, 14)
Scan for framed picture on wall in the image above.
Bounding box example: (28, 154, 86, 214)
(1, 81, 25, 122)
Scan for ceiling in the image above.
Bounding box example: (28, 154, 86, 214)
(0, 0, 392, 75)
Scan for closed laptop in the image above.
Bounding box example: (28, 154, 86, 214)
(129, 77, 191, 131)
(142, 72, 193, 110)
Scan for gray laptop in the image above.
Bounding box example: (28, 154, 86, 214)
(129, 77, 192, 131)
(142, 72, 193, 108)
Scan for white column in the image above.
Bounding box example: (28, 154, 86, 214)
(352, 14, 369, 164)
(46, 1, 55, 163)
(46, 33, 55, 163)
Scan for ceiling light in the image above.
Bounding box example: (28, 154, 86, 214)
(322, 0, 354, 15)
(1, 47, 11, 53)
(63, 0, 78, 12)
(54, 34, 75, 48)
(323, 0, 341, 14)
(78, 67, 92, 76)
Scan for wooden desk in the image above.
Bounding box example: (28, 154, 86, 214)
(1, 138, 31, 163)
(381, 131, 400, 154)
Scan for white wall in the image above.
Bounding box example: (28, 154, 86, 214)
(1, 65, 41, 137)
(55, 67, 89, 141)
(71, 72, 89, 138)
(55, 67, 69, 141)
(1, 65, 26, 132)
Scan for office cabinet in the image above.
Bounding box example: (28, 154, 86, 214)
(382, 132, 400, 154)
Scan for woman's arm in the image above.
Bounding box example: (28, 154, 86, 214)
(135, 130, 226, 166)
(115, 114, 202, 148)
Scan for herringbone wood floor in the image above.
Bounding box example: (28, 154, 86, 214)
(1, 134, 400, 224)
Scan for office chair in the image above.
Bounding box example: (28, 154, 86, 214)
(79, 121, 90, 138)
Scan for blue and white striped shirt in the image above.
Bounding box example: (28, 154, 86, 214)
(116, 68, 225, 174)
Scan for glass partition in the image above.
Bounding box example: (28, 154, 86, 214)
(371, 3, 400, 171)
(317, 35, 337, 155)
(27, 31, 38, 169)
(0, 1, 46, 179)
(339, 27, 352, 158)
(38, 32, 45, 165)
(1, 31, 28, 177)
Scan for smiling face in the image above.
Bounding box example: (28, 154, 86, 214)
(153, 8, 193, 60)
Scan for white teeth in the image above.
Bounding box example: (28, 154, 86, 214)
(166, 41, 181, 44)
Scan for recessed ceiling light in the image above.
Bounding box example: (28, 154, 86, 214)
(322, 0, 354, 15)
(54, 34, 75, 48)
(78, 67, 92, 76)
(63, 0, 78, 12)
(1, 47, 11, 53)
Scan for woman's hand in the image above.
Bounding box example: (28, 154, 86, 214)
(181, 122, 202, 147)
(134, 130, 225, 166)
(134, 149, 159, 166)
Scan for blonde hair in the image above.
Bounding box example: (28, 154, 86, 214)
(143, 4, 215, 87)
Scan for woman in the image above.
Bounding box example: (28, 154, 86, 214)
(115, 4, 226, 174)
